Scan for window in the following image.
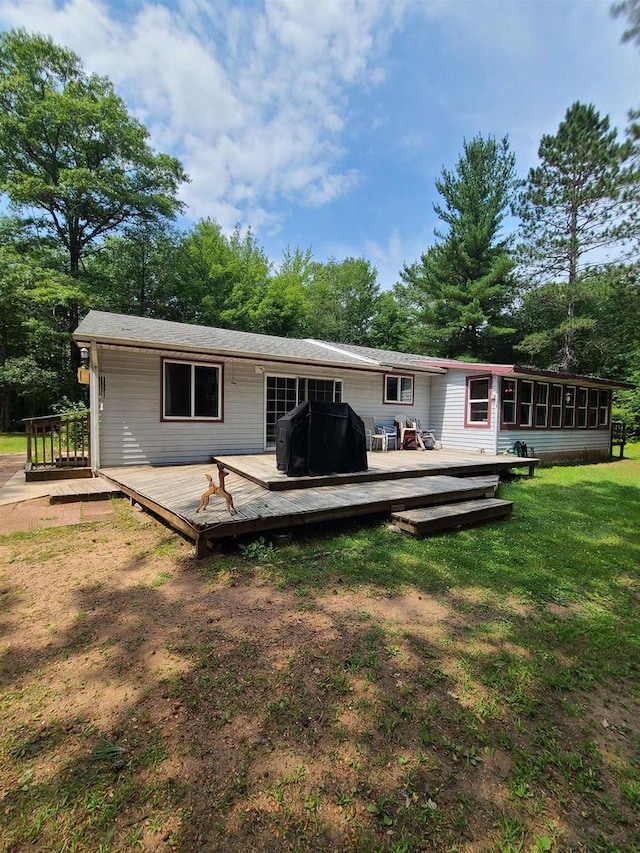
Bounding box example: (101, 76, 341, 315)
(598, 390, 609, 427)
(535, 383, 549, 427)
(588, 389, 599, 427)
(501, 379, 517, 425)
(550, 384, 563, 428)
(163, 359, 222, 420)
(519, 381, 533, 427)
(564, 386, 576, 428)
(384, 374, 414, 405)
(466, 376, 491, 426)
(299, 378, 342, 403)
(265, 375, 343, 444)
(497, 379, 611, 431)
(577, 388, 588, 428)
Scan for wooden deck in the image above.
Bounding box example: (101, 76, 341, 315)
(215, 449, 537, 489)
(100, 451, 529, 557)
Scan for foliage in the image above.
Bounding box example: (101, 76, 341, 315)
(253, 245, 313, 337)
(515, 263, 640, 376)
(0, 28, 187, 279)
(612, 0, 640, 46)
(305, 256, 382, 345)
(613, 348, 640, 436)
(172, 218, 271, 330)
(400, 135, 519, 360)
(86, 223, 184, 318)
(516, 102, 636, 371)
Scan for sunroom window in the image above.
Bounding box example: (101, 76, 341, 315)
(467, 376, 490, 425)
(501, 379, 517, 425)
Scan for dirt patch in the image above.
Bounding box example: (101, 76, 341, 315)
(1, 505, 638, 852)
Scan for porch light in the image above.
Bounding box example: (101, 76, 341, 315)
(79, 347, 89, 366)
(565, 392, 572, 403)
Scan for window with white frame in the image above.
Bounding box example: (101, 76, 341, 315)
(466, 376, 491, 425)
(519, 380, 533, 427)
(550, 384, 563, 427)
(163, 359, 222, 420)
(564, 386, 576, 427)
(535, 383, 549, 427)
(265, 375, 343, 444)
(501, 378, 517, 425)
(588, 389, 599, 427)
(598, 390, 609, 426)
(384, 374, 414, 405)
(577, 388, 588, 427)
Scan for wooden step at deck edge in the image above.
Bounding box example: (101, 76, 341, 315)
(391, 497, 513, 537)
(49, 478, 123, 504)
(460, 474, 500, 495)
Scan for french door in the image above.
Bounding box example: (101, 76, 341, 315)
(265, 375, 343, 447)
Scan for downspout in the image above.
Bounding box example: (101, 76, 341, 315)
(89, 342, 100, 472)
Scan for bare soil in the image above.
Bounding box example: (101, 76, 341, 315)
(1, 501, 638, 852)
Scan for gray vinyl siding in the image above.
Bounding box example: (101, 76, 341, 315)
(97, 347, 431, 466)
(429, 371, 498, 453)
(98, 348, 261, 466)
(496, 427, 610, 456)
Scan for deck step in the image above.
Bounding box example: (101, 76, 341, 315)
(391, 497, 513, 537)
(49, 478, 123, 504)
(460, 474, 500, 495)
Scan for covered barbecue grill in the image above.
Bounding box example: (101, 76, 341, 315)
(275, 401, 368, 476)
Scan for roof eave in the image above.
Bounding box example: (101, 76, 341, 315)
(72, 332, 447, 375)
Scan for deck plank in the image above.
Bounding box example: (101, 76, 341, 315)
(391, 498, 513, 536)
(214, 450, 536, 490)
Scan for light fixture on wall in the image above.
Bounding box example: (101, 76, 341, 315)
(77, 347, 90, 385)
(255, 365, 264, 374)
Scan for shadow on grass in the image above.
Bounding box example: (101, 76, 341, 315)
(257, 477, 640, 610)
(1, 547, 639, 851)
(1, 461, 639, 851)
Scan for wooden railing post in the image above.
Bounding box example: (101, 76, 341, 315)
(23, 411, 90, 471)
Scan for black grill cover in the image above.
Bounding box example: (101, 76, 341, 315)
(275, 401, 368, 476)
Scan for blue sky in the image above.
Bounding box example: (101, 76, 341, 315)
(0, 0, 638, 287)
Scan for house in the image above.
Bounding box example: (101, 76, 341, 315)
(73, 311, 629, 470)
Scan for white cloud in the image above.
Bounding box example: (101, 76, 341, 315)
(0, 0, 408, 230)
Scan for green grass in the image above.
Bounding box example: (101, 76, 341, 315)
(0, 432, 27, 454)
(1, 445, 639, 851)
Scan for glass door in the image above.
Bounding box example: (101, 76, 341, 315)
(264, 375, 344, 448)
(265, 376, 298, 446)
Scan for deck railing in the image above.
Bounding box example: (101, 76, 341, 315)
(24, 411, 91, 469)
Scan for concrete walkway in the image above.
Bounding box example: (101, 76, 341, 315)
(0, 454, 116, 534)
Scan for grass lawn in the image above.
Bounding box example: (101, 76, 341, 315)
(0, 447, 639, 852)
(0, 432, 26, 455)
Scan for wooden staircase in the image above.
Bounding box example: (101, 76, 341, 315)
(391, 474, 513, 537)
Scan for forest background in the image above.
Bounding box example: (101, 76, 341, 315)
(0, 6, 639, 434)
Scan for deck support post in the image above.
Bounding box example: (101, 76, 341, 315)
(195, 534, 209, 559)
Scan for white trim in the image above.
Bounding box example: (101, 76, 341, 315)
(163, 359, 222, 420)
(89, 341, 100, 471)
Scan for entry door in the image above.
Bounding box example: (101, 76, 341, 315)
(265, 376, 298, 447)
(265, 375, 344, 448)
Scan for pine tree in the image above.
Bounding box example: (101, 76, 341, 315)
(516, 102, 634, 371)
(400, 135, 518, 360)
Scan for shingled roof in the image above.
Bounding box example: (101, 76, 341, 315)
(73, 311, 447, 374)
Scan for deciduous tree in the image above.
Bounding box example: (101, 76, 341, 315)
(0, 29, 187, 343)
